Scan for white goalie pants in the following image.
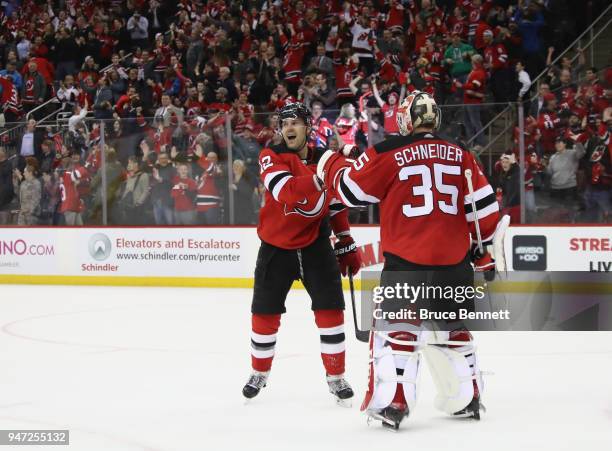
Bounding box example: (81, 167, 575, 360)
(360, 321, 483, 415)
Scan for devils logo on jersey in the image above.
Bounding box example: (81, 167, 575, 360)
(283, 191, 327, 218)
(24, 79, 35, 99)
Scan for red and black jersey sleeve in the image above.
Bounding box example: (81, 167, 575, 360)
(259, 148, 322, 208)
(462, 152, 499, 249)
(333, 146, 391, 207)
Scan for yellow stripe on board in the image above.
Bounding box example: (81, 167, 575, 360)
(485, 281, 612, 296)
(0, 275, 609, 295)
(0, 275, 255, 288)
(0, 275, 358, 290)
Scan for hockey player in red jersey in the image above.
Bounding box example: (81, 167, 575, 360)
(242, 103, 362, 405)
(317, 91, 508, 429)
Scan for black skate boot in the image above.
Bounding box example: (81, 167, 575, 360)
(242, 371, 269, 399)
(326, 374, 354, 407)
(452, 397, 482, 420)
(367, 402, 409, 431)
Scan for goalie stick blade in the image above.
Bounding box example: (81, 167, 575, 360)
(355, 329, 370, 342)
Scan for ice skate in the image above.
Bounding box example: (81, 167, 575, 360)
(326, 374, 353, 407)
(452, 397, 484, 420)
(366, 402, 409, 431)
(242, 371, 269, 400)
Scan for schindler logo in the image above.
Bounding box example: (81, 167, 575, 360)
(89, 234, 112, 261)
(513, 235, 547, 270)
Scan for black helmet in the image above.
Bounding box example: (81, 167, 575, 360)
(277, 102, 312, 130)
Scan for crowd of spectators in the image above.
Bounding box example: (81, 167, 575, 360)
(0, 0, 610, 226)
(493, 61, 612, 223)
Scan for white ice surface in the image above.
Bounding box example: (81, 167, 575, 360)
(0, 285, 611, 451)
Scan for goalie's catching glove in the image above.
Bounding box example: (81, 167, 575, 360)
(471, 245, 496, 281)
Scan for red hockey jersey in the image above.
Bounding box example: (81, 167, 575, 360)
(196, 159, 221, 212)
(381, 103, 400, 134)
(463, 66, 487, 104)
(280, 31, 306, 84)
(537, 111, 561, 154)
(258, 144, 339, 249)
(0, 76, 21, 116)
(171, 176, 197, 211)
(310, 116, 334, 148)
(483, 43, 508, 71)
(335, 117, 360, 146)
(59, 169, 83, 213)
(330, 133, 499, 265)
(333, 51, 357, 99)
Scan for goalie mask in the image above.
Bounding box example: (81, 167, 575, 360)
(396, 91, 441, 136)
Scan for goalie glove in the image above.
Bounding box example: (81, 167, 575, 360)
(471, 248, 496, 282)
(334, 235, 362, 277)
(471, 214, 511, 281)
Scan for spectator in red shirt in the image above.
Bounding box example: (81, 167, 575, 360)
(463, 54, 487, 146)
(483, 30, 510, 103)
(171, 162, 197, 225)
(372, 79, 405, 138)
(58, 155, 84, 226)
(267, 81, 296, 112)
(334, 103, 362, 147)
(195, 149, 223, 225)
(584, 143, 611, 222)
(309, 101, 334, 150)
(385, 0, 406, 34)
(537, 94, 562, 155)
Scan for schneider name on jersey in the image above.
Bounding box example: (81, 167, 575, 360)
(328, 132, 499, 265)
(258, 142, 344, 249)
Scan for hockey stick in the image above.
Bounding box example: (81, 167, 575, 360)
(465, 168, 497, 328)
(464, 169, 484, 255)
(349, 273, 370, 342)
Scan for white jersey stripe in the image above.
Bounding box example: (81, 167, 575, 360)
(264, 170, 290, 190)
(338, 168, 380, 207)
(466, 202, 499, 222)
(464, 185, 494, 204)
(473, 230, 496, 245)
(271, 176, 291, 202)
